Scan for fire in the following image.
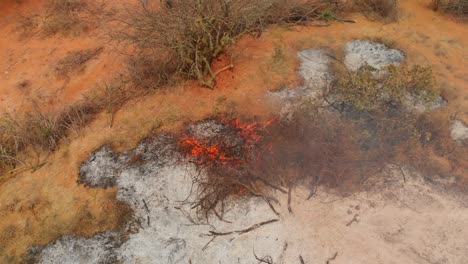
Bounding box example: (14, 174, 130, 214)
(179, 118, 275, 166)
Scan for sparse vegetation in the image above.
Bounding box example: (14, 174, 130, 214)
(120, 0, 333, 89)
(55, 47, 103, 79)
(42, 0, 87, 36)
(352, 0, 397, 20)
(330, 64, 438, 111)
(434, 0, 468, 18)
(126, 53, 176, 90)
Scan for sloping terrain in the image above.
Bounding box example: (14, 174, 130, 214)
(0, 0, 467, 263)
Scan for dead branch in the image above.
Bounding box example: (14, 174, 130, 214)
(326, 252, 338, 264)
(142, 199, 150, 213)
(212, 207, 232, 224)
(331, 15, 356, 23)
(346, 214, 359, 227)
(287, 186, 293, 214)
(253, 248, 274, 264)
(202, 236, 216, 251)
(299, 255, 305, 264)
(391, 163, 407, 183)
(208, 219, 279, 237)
(264, 197, 280, 217)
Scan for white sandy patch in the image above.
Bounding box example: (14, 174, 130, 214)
(35, 139, 468, 264)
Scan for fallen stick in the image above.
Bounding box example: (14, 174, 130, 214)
(288, 187, 293, 214)
(253, 248, 274, 264)
(142, 199, 150, 213)
(264, 197, 280, 217)
(326, 252, 338, 264)
(346, 214, 359, 227)
(208, 219, 279, 237)
(202, 236, 216, 251)
(299, 255, 305, 264)
(331, 15, 356, 23)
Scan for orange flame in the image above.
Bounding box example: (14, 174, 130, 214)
(179, 118, 276, 166)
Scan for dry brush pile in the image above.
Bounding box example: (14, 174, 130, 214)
(118, 0, 339, 89)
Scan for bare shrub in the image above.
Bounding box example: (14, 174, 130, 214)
(88, 82, 130, 127)
(126, 53, 177, 90)
(352, 0, 397, 20)
(55, 47, 103, 79)
(435, 0, 468, 17)
(42, 0, 88, 36)
(119, 0, 331, 89)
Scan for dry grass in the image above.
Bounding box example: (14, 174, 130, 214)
(126, 53, 177, 90)
(0, 75, 134, 175)
(0, 97, 104, 174)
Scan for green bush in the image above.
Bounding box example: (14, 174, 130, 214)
(332, 64, 438, 111)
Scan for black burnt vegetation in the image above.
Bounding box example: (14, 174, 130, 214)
(180, 59, 466, 217)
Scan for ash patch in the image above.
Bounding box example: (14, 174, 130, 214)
(130, 133, 179, 166)
(270, 48, 333, 120)
(270, 48, 333, 101)
(344, 40, 405, 71)
(451, 120, 468, 145)
(184, 118, 247, 146)
(30, 231, 121, 264)
(297, 48, 334, 91)
(405, 93, 447, 112)
(78, 146, 123, 188)
(24, 131, 468, 263)
(185, 119, 225, 140)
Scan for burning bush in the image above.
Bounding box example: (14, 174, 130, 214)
(178, 117, 275, 216)
(178, 112, 382, 216)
